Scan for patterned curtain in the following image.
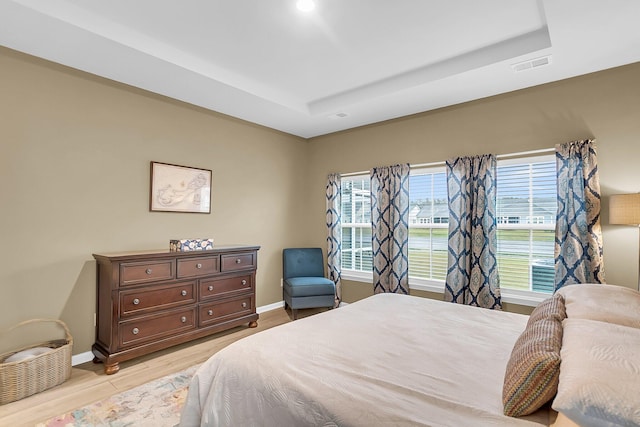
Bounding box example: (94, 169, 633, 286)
(371, 164, 410, 294)
(326, 173, 342, 306)
(445, 154, 501, 309)
(554, 139, 605, 289)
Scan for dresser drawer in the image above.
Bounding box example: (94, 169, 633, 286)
(199, 274, 253, 300)
(177, 256, 220, 278)
(199, 295, 254, 327)
(221, 252, 256, 272)
(119, 308, 196, 347)
(120, 260, 174, 286)
(120, 281, 196, 317)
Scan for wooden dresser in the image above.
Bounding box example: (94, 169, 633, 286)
(92, 245, 259, 374)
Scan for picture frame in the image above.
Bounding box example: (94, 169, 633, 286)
(150, 161, 212, 213)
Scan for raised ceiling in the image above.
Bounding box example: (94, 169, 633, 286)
(1, 0, 639, 138)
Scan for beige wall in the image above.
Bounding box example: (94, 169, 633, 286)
(307, 62, 640, 306)
(0, 47, 309, 354)
(3, 44, 639, 356)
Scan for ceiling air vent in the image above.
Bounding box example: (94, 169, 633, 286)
(511, 55, 551, 73)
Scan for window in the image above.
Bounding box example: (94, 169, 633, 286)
(408, 168, 448, 282)
(339, 155, 557, 295)
(340, 175, 372, 272)
(495, 157, 557, 294)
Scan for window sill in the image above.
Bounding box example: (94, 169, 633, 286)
(341, 272, 550, 307)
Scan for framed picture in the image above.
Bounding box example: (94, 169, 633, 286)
(150, 162, 212, 213)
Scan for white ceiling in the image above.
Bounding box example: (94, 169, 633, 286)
(2, 0, 640, 138)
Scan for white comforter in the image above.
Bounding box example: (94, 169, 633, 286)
(180, 293, 551, 426)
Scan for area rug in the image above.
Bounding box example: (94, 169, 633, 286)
(38, 364, 200, 427)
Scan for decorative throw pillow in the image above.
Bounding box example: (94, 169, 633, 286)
(552, 318, 640, 427)
(556, 283, 640, 328)
(527, 293, 566, 327)
(503, 317, 563, 417)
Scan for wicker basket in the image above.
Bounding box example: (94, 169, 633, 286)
(0, 319, 73, 405)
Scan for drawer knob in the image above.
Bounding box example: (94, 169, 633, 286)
(181, 316, 187, 323)
(208, 309, 213, 316)
(208, 285, 214, 291)
(235, 259, 241, 264)
(132, 327, 139, 335)
(242, 302, 247, 308)
(145, 268, 152, 275)
(196, 263, 202, 269)
(241, 279, 247, 285)
(181, 290, 187, 296)
(133, 298, 140, 305)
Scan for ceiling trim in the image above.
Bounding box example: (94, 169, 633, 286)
(308, 26, 551, 116)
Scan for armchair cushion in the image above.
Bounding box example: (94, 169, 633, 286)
(284, 277, 336, 297)
(283, 248, 325, 279)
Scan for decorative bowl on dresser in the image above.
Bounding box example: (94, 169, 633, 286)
(92, 245, 260, 374)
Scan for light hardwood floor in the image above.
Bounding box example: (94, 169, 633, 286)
(0, 307, 323, 427)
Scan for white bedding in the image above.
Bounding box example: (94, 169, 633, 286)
(180, 293, 552, 426)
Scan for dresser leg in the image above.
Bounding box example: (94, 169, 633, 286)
(248, 320, 258, 328)
(104, 363, 120, 375)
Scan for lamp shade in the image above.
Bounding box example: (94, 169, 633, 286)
(609, 193, 640, 225)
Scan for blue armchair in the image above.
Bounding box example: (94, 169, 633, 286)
(283, 248, 336, 320)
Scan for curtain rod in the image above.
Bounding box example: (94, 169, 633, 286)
(340, 147, 555, 177)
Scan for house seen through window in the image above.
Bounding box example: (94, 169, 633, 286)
(340, 155, 557, 294)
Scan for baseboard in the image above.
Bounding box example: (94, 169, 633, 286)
(72, 351, 95, 366)
(71, 300, 286, 366)
(257, 300, 285, 314)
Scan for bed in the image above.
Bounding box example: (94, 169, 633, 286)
(179, 285, 640, 427)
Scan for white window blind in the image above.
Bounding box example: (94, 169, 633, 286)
(496, 157, 557, 293)
(408, 168, 448, 281)
(340, 175, 372, 272)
